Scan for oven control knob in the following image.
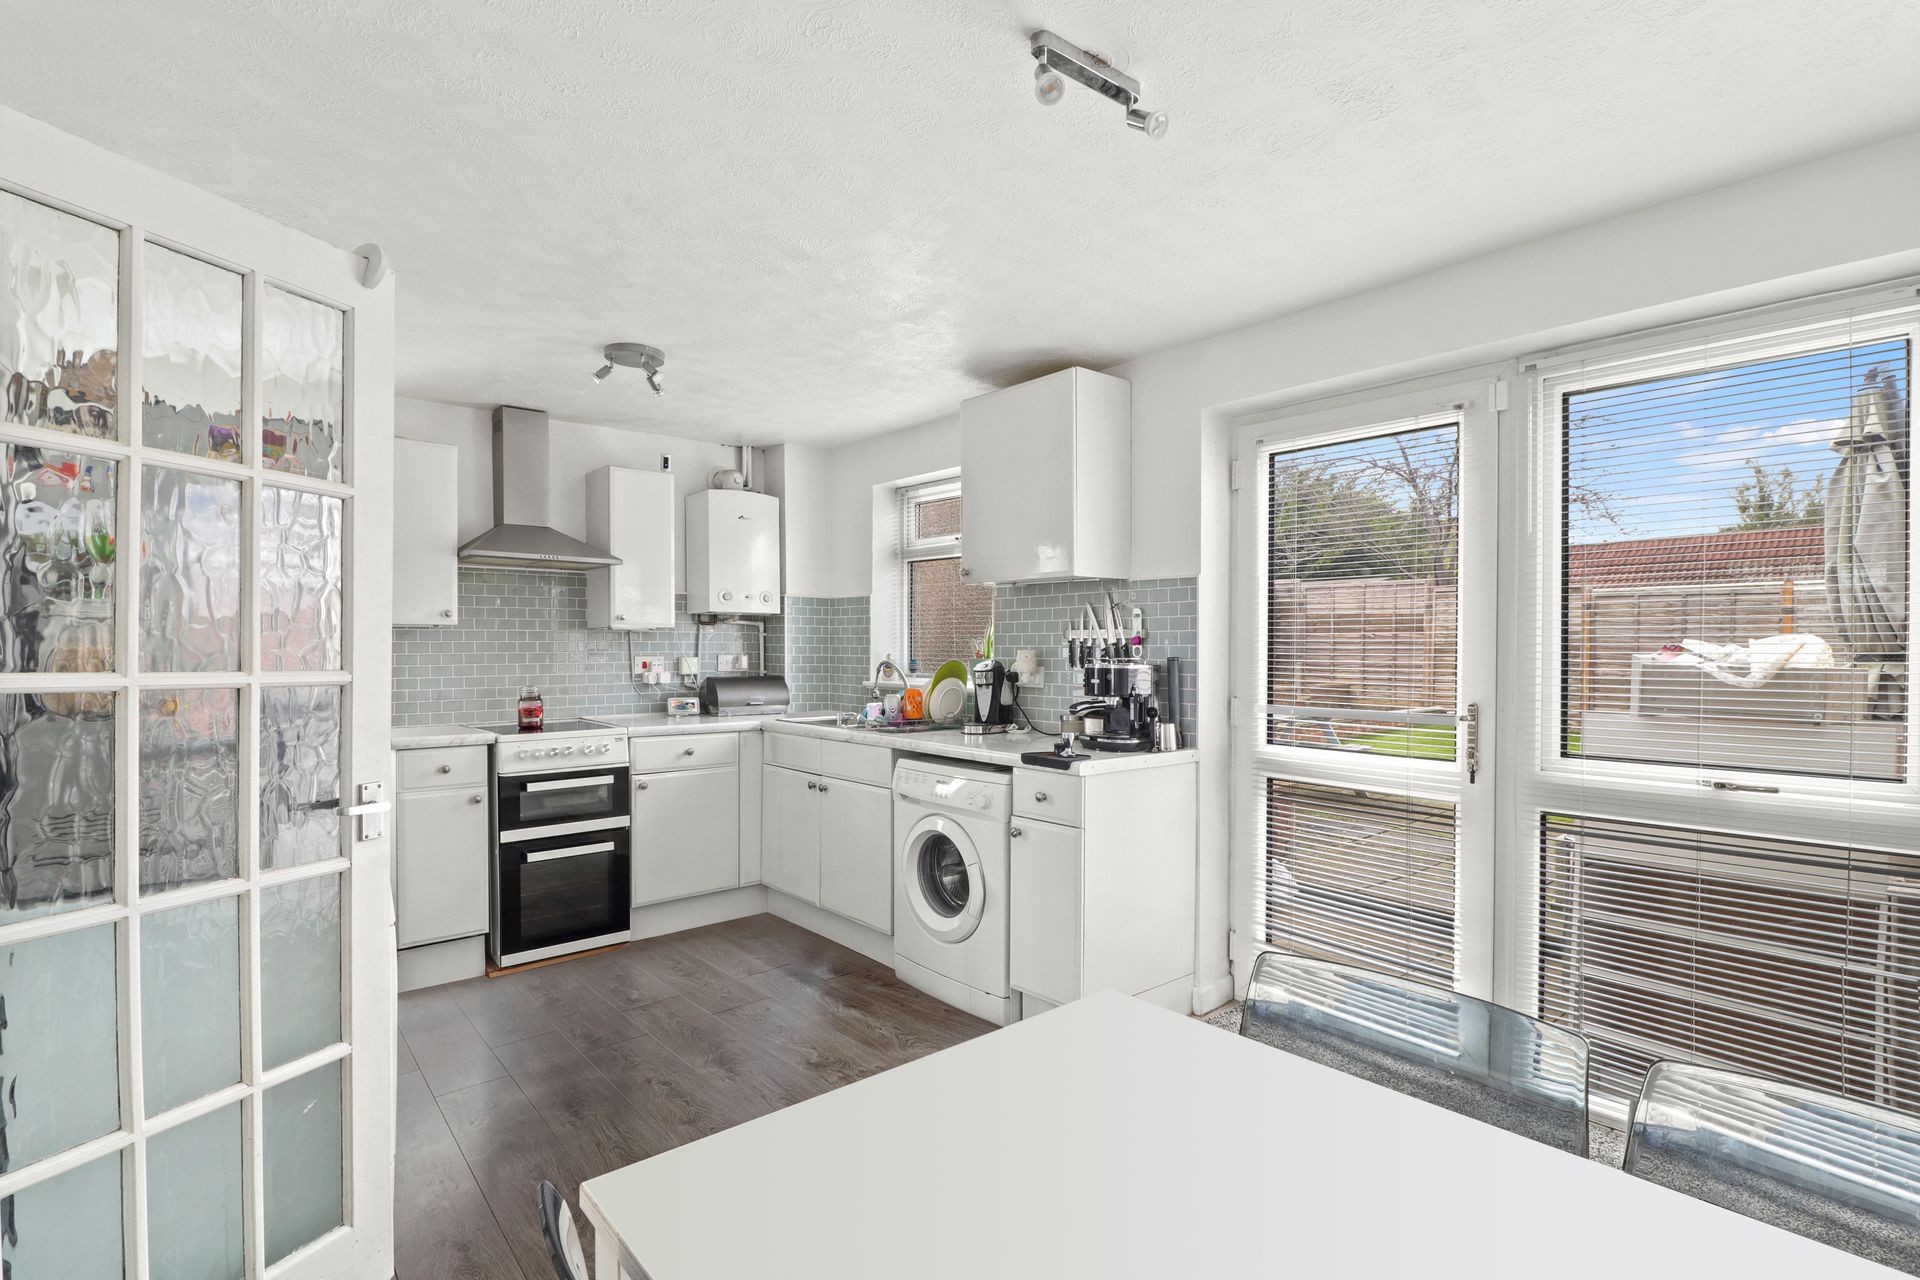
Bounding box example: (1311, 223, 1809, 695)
(516, 749, 529, 761)
(562, 745, 576, 755)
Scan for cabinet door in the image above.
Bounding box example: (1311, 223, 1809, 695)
(961, 371, 1075, 583)
(392, 438, 460, 625)
(396, 786, 491, 947)
(760, 765, 820, 903)
(816, 778, 892, 934)
(631, 767, 740, 906)
(1008, 818, 1082, 1006)
(588, 467, 676, 629)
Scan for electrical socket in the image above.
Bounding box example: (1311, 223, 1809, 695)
(631, 656, 652, 677)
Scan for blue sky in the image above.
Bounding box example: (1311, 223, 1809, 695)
(1565, 339, 1909, 543)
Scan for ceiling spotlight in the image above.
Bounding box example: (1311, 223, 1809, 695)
(1029, 29, 1168, 139)
(593, 343, 667, 394)
(1034, 61, 1065, 106)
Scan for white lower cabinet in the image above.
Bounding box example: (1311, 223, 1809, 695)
(761, 754, 892, 934)
(762, 764, 821, 902)
(1008, 818, 1082, 1006)
(817, 777, 891, 932)
(395, 750, 491, 948)
(631, 766, 741, 906)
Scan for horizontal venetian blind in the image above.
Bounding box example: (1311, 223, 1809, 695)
(1555, 333, 1911, 781)
(1266, 421, 1460, 760)
(1537, 812, 1920, 1111)
(1262, 780, 1457, 987)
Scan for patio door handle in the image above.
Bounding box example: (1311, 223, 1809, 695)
(1459, 703, 1479, 784)
(1699, 778, 1780, 795)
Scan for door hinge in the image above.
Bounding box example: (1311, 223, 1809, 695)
(1459, 703, 1480, 783)
(1229, 458, 1246, 492)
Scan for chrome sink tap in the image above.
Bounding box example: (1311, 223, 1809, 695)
(869, 656, 907, 700)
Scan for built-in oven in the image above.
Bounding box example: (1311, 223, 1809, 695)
(486, 724, 634, 968)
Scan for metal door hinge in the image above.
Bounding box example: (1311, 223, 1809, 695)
(347, 781, 392, 842)
(1459, 703, 1479, 783)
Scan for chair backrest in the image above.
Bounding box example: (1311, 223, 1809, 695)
(537, 1179, 590, 1280)
(1238, 950, 1591, 1155)
(1626, 1061, 1920, 1273)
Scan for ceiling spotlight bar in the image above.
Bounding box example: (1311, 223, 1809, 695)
(1030, 29, 1168, 139)
(592, 342, 666, 395)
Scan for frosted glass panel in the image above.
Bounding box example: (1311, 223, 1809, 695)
(148, 1103, 244, 1280)
(0, 924, 120, 1167)
(139, 687, 240, 893)
(261, 285, 342, 481)
(140, 467, 241, 672)
(140, 896, 241, 1114)
(265, 1059, 344, 1264)
(261, 873, 341, 1068)
(259, 486, 342, 671)
(259, 685, 341, 869)
(0, 188, 118, 439)
(1, 443, 118, 675)
(0, 1151, 123, 1280)
(142, 244, 242, 460)
(0, 692, 116, 923)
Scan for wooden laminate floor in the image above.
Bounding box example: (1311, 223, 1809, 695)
(395, 915, 993, 1280)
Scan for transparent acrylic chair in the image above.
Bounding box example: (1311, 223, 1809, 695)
(1626, 1062, 1920, 1274)
(1239, 951, 1591, 1155)
(537, 1179, 591, 1280)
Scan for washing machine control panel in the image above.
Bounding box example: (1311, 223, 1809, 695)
(893, 764, 1011, 821)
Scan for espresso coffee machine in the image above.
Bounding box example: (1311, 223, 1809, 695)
(1083, 660, 1155, 752)
(964, 658, 1018, 735)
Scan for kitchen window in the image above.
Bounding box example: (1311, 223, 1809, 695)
(899, 480, 994, 669)
(1514, 291, 1920, 1115)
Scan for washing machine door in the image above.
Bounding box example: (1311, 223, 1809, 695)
(902, 815, 984, 943)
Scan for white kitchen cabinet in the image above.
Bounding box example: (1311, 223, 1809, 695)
(586, 465, 675, 629)
(631, 766, 740, 905)
(686, 489, 780, 614)
(762, 764, 820, 902)
(1006, 760, 1197, 1014)
(960, 367, 1131, 584)
(817, 777, 892, 933)
(1008, 817, 1082, 1006)
(393, 438, 460, 625)
(395, 749, 490, 948)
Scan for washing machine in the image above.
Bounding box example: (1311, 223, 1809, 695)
(892, 757, 1017, 1025)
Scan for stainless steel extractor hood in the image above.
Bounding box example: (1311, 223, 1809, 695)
(457, 406, 622, 571)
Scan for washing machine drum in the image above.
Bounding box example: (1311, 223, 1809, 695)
(904, 817, 985, 943)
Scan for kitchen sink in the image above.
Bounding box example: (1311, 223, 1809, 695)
(778, 714, 951, 734)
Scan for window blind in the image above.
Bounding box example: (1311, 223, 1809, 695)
(1266, 422, 1460, 759)
(1538, 812, 1920, 1110)
(1262, 780, 1457, 987)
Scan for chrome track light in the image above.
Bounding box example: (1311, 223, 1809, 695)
(594, 343, 667, 394)
(1029, 30, 1168, 139)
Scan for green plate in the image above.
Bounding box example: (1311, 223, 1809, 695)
(927, 660, 971, 721)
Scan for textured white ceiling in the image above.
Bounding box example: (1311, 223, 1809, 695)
(7, 1, 1918, 446)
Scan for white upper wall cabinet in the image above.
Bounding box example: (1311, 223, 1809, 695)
(393, 438, 460, 625)
(687, 489, 781, 614)
(586, 465, 675, 629)
(960, 367, 1130, 584)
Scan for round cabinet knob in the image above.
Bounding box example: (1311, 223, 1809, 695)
(470, 794, 484, 804)
(438, 764, 452, 774)
(960, 567, 971, 577)
(818, 783, 830, 793)
(682, 746, 695, 756)
(807, 780, 818, 791)
(615, 613, 626, 621)
(440, 609, 453, 618)
(1034, 791, 1049, 802)
(760, 592, 772, 603)
(1010, 825, 1023, 838)
(721, 590, 733, 602)
(636, 779, 649, 791)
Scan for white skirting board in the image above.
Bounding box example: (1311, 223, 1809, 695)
(398, 935, 486, 992)
(629, 885, 769, 940)
(1191, 972, 1235, 1017)
(765, 889, 894, 968)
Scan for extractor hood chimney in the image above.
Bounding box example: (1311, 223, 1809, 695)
(457, 407, 622, 571)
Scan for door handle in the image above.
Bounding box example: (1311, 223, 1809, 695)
(347, 782, 391, 842)
(1699, 778, 1780, 794)
(807, 780, 818, 790)
(636, 779, 649, 791)
(524, 774, 616, 792)
(1010, 825, 1023, 838)
(817, 783, 829, 794)
(526, 841, 617, 864)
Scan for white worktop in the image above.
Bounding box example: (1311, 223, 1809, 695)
(582, 991, 1895, 1280)
(393, 713, 1197, 775)
(391, 724, 495, 749)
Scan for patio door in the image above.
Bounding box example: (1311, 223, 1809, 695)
(0, 145, 395, 1279)
(1229, 375, 1499, 998)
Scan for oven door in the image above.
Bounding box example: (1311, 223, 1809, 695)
(497, 768, 630, 834)
(496, 824, 631, 964)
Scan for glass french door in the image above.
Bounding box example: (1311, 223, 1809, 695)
(1230, 376, 1499, 999)
(0, 172, 394, 1278)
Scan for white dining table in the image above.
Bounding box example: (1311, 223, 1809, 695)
(580, 989, 1897, 1279)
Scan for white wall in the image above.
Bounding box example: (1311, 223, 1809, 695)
(394, 397, 742, 591)
(820, 414, 960, 597)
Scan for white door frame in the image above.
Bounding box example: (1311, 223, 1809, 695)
(1228, 369, 1503, 1000)
(0, 110, 395, 1280)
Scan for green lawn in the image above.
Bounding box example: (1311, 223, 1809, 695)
(1345, 725, 1458, 760)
